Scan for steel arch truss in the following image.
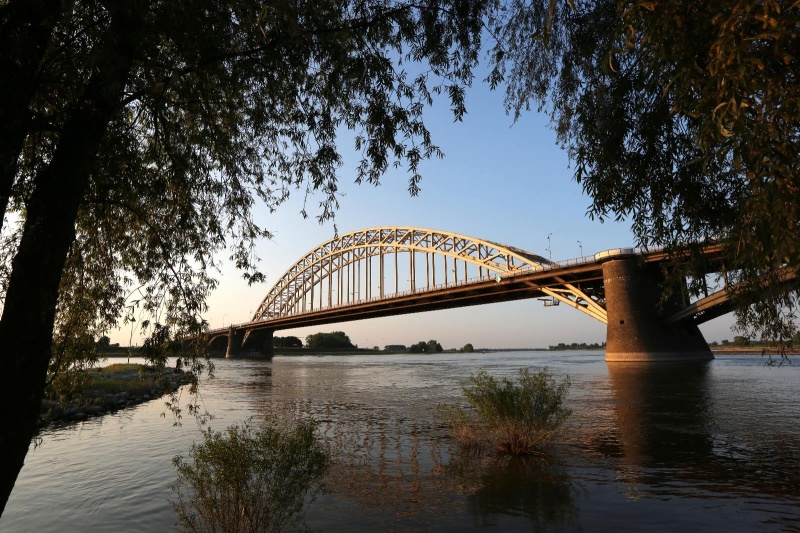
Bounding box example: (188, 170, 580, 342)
(252, 226, 556, 321)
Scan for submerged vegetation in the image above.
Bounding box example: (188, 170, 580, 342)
(441, 369, 571, 456)
(172, 418, 329, 533)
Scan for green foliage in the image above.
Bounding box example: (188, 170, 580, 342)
(441, 368, 571, 455)
(427, 339, 443, 353)
(488, 0, 800, 342)
(0, 0, 492, 359)
(733, 336, 751, 347)
(383, 344, 407, 351)
(0, 2, 495, 508)
(549, 341, 605, 351)
(46, 363, 186, 407)
(408, 341, 427, 353)
(77, 364, 158, 397)
(304, 331, 354, 350)
(273, 336, 302, 349)
(45, 335, 99, 405)
(408, 339, 442, 353)
(172, 419, 329, 533)
(461, 343, 474, 353)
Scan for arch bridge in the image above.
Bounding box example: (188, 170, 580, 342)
(204, 226, 752, 362)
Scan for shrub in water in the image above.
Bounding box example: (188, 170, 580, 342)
(172, 418, 329, 533)
(441, 368, 571, 455)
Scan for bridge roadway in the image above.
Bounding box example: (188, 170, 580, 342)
(206, 228, 731, 362)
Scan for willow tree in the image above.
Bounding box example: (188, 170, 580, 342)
(0, 0, 490, 514)
(489, 1, 800, 342)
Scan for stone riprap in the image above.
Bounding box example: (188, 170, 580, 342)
(39, 367, 194, 427)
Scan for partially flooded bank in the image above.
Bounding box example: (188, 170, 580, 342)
(39, 363, 194, 427)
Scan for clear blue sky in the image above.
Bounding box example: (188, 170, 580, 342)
(113, 75, 737, 349)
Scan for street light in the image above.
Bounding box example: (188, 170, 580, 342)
(546, 233, 553, 262)
(578, 240, 583, 256)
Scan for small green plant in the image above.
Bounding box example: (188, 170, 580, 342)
(171, 418, 329, 533)
(441, 368, 571, 455)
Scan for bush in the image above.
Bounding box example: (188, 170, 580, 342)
(733, 335, 750, 346)
(172, 418, 329, 533)
(441, 368, 571, 455)
(304, 331, 354, 350)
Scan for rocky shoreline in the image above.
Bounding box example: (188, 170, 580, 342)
(39, 367, 195, 427)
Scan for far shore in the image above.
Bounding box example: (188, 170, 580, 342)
(711, 347, 794, 356)
(100, 345, 795, 358)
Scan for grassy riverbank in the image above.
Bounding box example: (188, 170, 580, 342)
(40, 363, 194, 427)
(81, 363, 170, 395)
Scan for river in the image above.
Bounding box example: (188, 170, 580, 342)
(2, 351, 799, 531)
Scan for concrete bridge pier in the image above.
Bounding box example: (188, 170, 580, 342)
(603, 257, 713, 362)
(225, 326, 245, 358)
(226, 327, 274, 360)
(243, 329, 274, 360)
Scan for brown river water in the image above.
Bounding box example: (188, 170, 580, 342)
(1, 351, 799, 531)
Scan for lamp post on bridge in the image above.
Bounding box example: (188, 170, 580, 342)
(578, 241, 583, 256)
(546, 233, 553, 262)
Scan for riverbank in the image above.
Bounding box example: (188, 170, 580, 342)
(711, 347, 795, 356)
(39, 364, 194, 427)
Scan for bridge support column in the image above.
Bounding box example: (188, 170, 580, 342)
(225, 326, 245, 359)
(603, 258, 713, 362)
(260, 330, 274, 360)
(241, 329, 274, 360)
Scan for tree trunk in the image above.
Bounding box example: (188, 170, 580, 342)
(0, 3, 139, 514)
(0, 0, 63, 229)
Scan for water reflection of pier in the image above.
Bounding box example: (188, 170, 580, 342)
(608, 362, 714, 468)
(601, 362, 799, 503)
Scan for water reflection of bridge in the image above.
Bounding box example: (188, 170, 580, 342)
(205, 226, 738, 362)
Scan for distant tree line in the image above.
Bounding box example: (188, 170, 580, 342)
(408, 340, 443, 354)
(270, 332, 477, 354)
(383, 344, 407, 352)
(710, 333, 800, 348)
(548, 342, 605, 351)
(383, 342, 473, 353)
(95, 336, 121, 351)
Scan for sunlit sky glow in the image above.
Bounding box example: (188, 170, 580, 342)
(111, 75, 737, 349)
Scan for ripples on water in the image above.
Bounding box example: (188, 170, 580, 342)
(2, 352, 799, 531)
